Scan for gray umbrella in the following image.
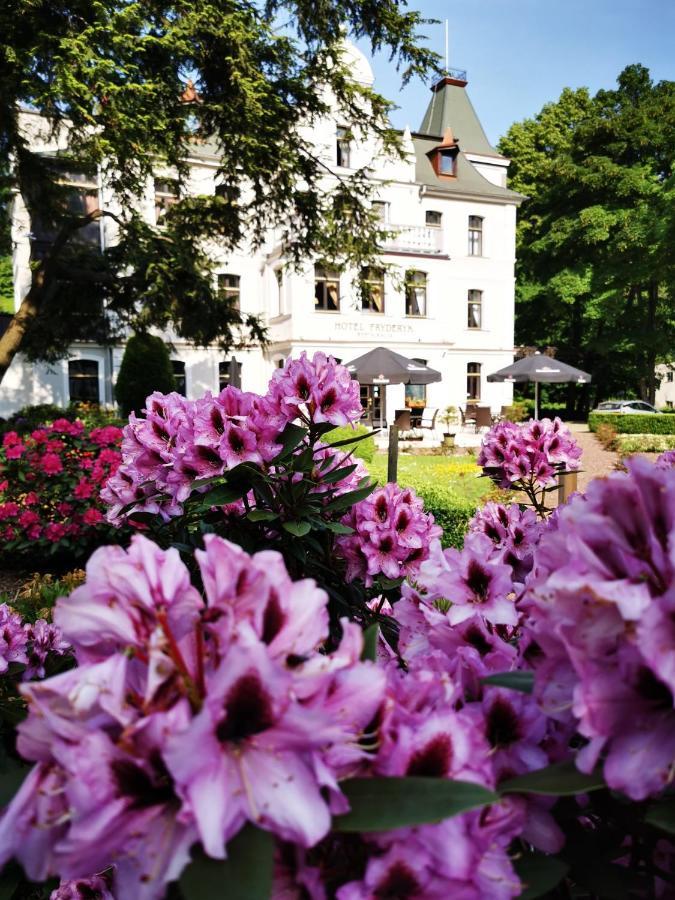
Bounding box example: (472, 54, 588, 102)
(344, 347, 442, 385)
(487, 352, 591, 418)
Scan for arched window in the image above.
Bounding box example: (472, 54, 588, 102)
(172, 360, 186, 395)
(467, 362, 481, 402)
(68, 359, 100, 403)
(360, 267, 385, 314)
(314, 267, 340, 312)
(468, 216, 483, 256)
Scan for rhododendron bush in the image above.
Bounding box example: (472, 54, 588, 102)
(0, 355, 673, 899)
(0, 420, 124, 560)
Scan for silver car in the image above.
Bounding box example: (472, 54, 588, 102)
(595, 400, 658, 414)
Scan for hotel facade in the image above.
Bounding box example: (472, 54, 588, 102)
(1, 44, 521, 423)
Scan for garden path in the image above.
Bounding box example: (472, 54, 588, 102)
(567, 422, 619, 491)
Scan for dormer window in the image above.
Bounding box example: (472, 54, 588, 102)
(427, 127, 459, 179)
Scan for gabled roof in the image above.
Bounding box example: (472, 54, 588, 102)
(411, 134, 523, 203)
(418, 77, 500, 157)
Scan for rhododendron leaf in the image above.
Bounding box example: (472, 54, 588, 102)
(196, 483, 247, 508)
(361, 623, 378, 661)
(282, 520, 312, 537)
(0, 752, 30, 806)
(481, 671, 534, 694)
(324, 521, 354, 535)
(323, 478, 376, 512)
(272, 423, 308, 460)
(645, 796, 675, 835)
(319, 463, 359, 485)
(500, 761, 605, 796)
(327, 431, 378, 450)
(179, 825, 274, 899)
(247, 509, 279, 522)
(0, 863, 21, 900)
(334, 777, 497, 831)
(514, 851, 569, 899)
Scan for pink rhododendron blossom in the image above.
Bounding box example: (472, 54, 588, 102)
(266, 352, 362, 427)
(40, 452, 63, 475)
(50, 873, 114, 899)
(337, 483, 441, 586)
(0, 604, 29, 673)
(23, 619, 70, 680)
(0, 536, 384, 896)
(523, 457, 675, 800)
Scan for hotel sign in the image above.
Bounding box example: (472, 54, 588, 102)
(332, 320, 415, 339)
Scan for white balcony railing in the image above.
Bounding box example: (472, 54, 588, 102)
(384, 224, 445, 256)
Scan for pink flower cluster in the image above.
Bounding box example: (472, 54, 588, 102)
(102, 352, 363, 523)
(469, 501, 542, 584)
(0, 603, 69, 679)
(478, 418, 582, 490)
(0, 535, 384, 898)
(336, 483, 442, 586)
(0, 421, 122, 553)
(523, 457, 675, 800)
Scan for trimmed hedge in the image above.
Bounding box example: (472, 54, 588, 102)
(412, 486, 478, 549)
(326, 425, 376, 463)
(615, 434, 675, 454)
(588, 412, 675, 435)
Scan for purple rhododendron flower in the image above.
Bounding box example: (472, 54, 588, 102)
(523, 457, 675, 800)
(266, 352, 362, 427)
(23, 619, 70, 679)
(0, 603, 29, 672)
(50, 873, 114, 899)
(0, 536, 384, 897)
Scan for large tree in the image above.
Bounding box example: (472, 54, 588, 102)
(0, 0, 438, 382)
(499, 65, 675, 411)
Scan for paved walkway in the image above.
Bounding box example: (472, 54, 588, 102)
(567, 422, 619, 492)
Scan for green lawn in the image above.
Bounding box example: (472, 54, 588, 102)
(367, 452, 493, 505)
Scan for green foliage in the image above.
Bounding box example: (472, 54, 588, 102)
(115, 333, 176, 417)
(2, 571, 85, 622)
(325, 425, 376, 463)
(615, 433, 675, 453)
(0, 0, 438, 369)
(0, 402, 71, 434)
(179, 826, 274, 900)
(500, 67, 675, 412)
(499, 761, 606, 797)
(334, 777, 497, 832)
(588, 412, 675, 434)
(0, 256, 12, 314)
(514, 852, 569, 900)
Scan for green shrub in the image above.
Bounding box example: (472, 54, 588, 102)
(615, 434, 675, 454)
(326, 424, 376, 463)
(588, 412, 675, 434)
(115, 333, 176, 417)
(411, 486, 478, 548)
(595, 422, 617, 450)
(0, 403, 75, 435)
(68, 402, 125, 428)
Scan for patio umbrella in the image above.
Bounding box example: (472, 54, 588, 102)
(344, 347, 442, 385)
(344, 347, 441, 432)
(487, 351, 591, 418)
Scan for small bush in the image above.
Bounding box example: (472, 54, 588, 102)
(115, 332, 176, 417)
(501, 400, 529, 423)
(588, 412, 675, 434)
(4, 570, 86, 622)
(615, 434, 675, 454)
(595, 422, 617, 449)
(412, 486, 478, 548)
(326, 424, 376, 463)
(0, 403, 77, 436)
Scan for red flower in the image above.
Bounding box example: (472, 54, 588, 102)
(19, 510, 41, 529)
(57, 502, 74, 516)
(40, 453, 63, 475)
(2, 431, 21, 447)
(45, 522, 67, 541)
(82, 508, 104, 526)
(5, 444, 25, 460)
(24, 492, 39, 506)
(74, 479, 93, 500)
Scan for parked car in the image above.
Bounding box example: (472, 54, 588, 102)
(595, 400, 658, 414)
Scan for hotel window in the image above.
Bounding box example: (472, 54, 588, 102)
(32, 165, 100, 255)
(155, 178, 179, 223)
(314, 267, 340, 312)
(360, 267, 385, 314)
(468, 289, 482, 329)
(218, 273, 241, 311)
(467, 362, 481, 402)
(405, 359, 427, 411)
(405, 270, 427, 317)
(372, 201, 388, 224)
(425, 210, 442, 227)
(468, 216, 483, 256)
(219, 359, 241, 390)
(172, 360, 186, 395)
(68, 359, 99, 403)
(336, 126, 352, 168)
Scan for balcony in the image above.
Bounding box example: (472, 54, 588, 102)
(384, 224, 445, 256)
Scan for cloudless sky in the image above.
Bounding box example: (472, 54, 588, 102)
(357, 0, 675, 145)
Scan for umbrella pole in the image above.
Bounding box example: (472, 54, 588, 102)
(534, 381, 539, 419)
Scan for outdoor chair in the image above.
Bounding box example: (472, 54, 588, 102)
(474, 405, 493, 431)
(412, 407, 439, 438)
(393, 408, 412, 434)
(460, 406, 477, 430)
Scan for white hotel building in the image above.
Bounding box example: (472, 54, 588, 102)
(1, 44, 521, 423)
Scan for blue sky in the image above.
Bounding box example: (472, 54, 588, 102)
(357, 0, 675, 145)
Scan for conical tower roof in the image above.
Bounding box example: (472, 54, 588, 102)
(418, 75, 499, 157)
